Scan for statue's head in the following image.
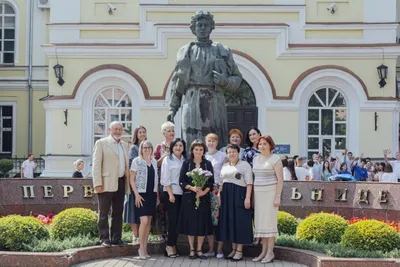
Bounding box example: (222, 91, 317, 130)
(190, 11, 215, 39)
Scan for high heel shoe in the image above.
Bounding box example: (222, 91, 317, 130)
(196, 251, 208, 260)
(231, 250, 243, 262)
(189, 249, 197, 260)
(252, 254, 265, 262)
(261, 252, 275, 263)
(224, 249, 236, 260)
(137, 248, 147, 260)
(165, 246, 177, 258)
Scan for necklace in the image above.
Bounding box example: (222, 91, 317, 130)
(229, 159, 240, 166)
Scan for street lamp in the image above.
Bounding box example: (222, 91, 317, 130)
(53, 63, 65, 86)
(377, 64, 388, 88)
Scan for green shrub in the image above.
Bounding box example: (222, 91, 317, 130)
(0, 215, 49, 251)
(296, 212, 348, 244)
(0, 158, 13, 178)
(24, 235, 98, 252)
(277, 211, 298, 235)
(50, 208, 98, 240)
(341, 219, 400, 252)
(122, 222, 132, 233)
(276, 234, 398, 258)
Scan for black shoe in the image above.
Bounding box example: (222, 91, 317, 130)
(100, 240, 111, 247)
(231, 250, 243, 262)
(189, 249, 197, 260)
(111, 239, 128, 247)
(196, 251, 207, 260)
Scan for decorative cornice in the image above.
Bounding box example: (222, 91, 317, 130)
(46, 64, 155, 100)
(290, 65, 399, 101)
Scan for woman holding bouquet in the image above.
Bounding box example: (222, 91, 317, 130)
(218, 144, 253, 261)
(178, 139, 214, 259)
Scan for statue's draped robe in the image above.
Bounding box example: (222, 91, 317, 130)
(169, 41, 242, 149)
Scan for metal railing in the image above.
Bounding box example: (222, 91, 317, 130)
(7, 157, 45, 178)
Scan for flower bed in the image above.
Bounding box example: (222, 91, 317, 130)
(1, 209, 400, 259)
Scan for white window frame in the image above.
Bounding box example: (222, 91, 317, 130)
(0, 101, 16, 155)
(307, 88, 347, 159)
(0, 0, 19, 64)
(93, 87, 133, 144)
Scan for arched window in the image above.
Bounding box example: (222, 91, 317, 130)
(307, 88, 347, 159)
(0, 3, 15, 64)
(93, 87, 132, 143)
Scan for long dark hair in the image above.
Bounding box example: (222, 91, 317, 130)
(169, 138, 187, 160)
(245, 127, 261, 148)
(322, 160, 332, 173)
(287, 159, 297, 180)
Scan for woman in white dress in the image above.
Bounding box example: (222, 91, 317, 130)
(204, 133, 227, 258)
(252, 136, 284, 263)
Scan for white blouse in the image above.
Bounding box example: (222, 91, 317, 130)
(130, 158, 158, 193)
(161, 154, 185, 195)
(206, 151, 227, 184)
(283, 167, 291, 181)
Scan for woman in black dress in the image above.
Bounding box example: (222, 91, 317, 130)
(218, 144, 253, 261)
(130, 140, 159, 259)
(178, 139, 214, 260)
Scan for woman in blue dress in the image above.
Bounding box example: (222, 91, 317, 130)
(218, 144, 253, 261)
(123, 125, 147, 243)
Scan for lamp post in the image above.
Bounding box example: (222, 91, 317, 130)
(377, 64, 388, 88)
(53, 63, 65, 86)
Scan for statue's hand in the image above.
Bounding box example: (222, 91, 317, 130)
(212, 70, 228, 87)
(167, 110, 176, 123)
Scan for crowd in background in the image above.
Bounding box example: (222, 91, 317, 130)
(280, 149, 400, 183)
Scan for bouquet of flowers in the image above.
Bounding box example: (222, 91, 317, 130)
(186, 168, 213, 208)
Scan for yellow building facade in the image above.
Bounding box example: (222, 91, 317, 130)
(1, 0, 400, 176)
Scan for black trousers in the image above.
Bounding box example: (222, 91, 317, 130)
(97, 178, 125, 242)
(165, 192, 182, 246)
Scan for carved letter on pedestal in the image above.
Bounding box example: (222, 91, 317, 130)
(379, 190, 389, 203)
(357, 189, 369, 204)
(83, 185, 93, 198)
(291, 188, 302, 200)
(62, 185, 74, 198)
(22, 185, 35, 198)
(335, 189, 348, 202)
(311, 188, 323, 201)
(43, 185, 54, 198)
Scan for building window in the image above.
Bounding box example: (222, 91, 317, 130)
(0, 3, 15, 64)
(0, 105, 13, 156)
(93, 87, 132, 144)
(307, 88, 347, 159)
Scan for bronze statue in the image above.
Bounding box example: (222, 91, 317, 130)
(167, 11, 243, 148)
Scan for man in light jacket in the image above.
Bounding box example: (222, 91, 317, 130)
(92, 121, 130, 247)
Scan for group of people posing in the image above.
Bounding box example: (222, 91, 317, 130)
(281, 149, 400, 183)
(92, 121, 283, 263)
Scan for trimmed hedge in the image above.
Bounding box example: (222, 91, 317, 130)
(296, 212, 348, 244)
(0, 215, 49, 251)
(277, 211, 298, 235)
(50, 208, 98, 240)
(341, 219, 400, 252)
